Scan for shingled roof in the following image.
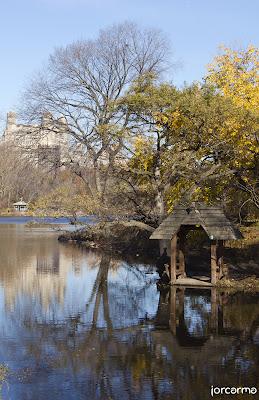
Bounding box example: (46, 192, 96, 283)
(150, 203, 243, 241)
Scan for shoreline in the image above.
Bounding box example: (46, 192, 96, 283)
(0, 212, 91, 218)
(0, 215, 258, 291)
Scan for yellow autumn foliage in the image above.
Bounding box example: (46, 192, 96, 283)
(207, 45, 259, 112)
(130, 136, 155, 175)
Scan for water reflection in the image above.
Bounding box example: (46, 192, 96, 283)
(154, 287, 259, 399)
(0, 225, 258, 399)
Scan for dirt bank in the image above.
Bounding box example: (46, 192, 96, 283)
(216, 276, 259, 292)
(58, 220, 158, 258)
(58, 221, 259, 278)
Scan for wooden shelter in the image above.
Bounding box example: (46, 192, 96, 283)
(150, 203, 243, 286)
(13, 199, 28, 212)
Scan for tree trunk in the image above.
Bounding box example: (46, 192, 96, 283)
(92, 160, 102, 197)
(154, 165, 165, 221)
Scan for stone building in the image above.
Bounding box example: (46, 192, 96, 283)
(2, 111, 69, 166)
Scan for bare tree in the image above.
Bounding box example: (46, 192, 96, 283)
(0, 141, 74, 209)
(0, 143, 44, 207)
(22, 22, 171, 202)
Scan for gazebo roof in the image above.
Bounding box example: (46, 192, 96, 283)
(13, 201, 27, 206)
(150, 203, 243, 241)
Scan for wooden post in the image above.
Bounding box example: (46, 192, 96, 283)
(211, 240, 217, 285)
(178, 231, 186, 276)
(170, 234, 177, 284)
(217, 240, 224, 279)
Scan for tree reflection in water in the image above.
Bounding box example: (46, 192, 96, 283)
(0, 226, 258, 399)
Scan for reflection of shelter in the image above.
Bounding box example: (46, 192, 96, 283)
(152, 287, 259, 397)
(13, 199, 28, 212)
(156, 287, 259, 345)
(155, 287, 233, 346)
(150, 203, 242, 286)
(168, 287, 219, 341)
(152, 288, 240, 370)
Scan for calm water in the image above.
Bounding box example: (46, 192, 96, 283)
(0, 216, 95, 225)
(0, 224, 258, 400)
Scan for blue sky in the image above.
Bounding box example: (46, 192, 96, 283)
(0, 0, 258, 118)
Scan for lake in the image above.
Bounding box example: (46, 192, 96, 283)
(0, 223, 258, 399)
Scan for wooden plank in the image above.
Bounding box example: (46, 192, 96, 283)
(174, 277, 213, 287)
